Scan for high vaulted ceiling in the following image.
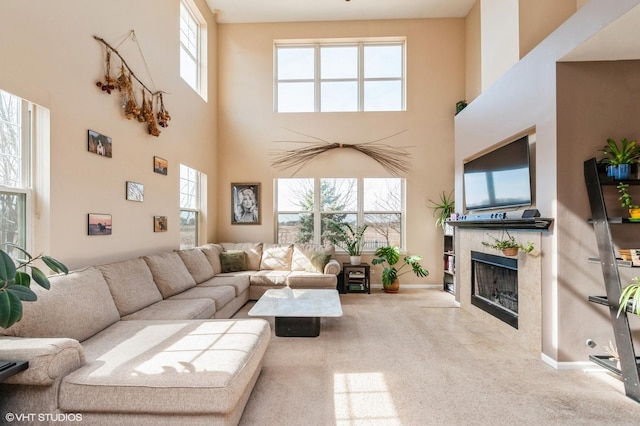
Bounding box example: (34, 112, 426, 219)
(205, 0, 477, 24)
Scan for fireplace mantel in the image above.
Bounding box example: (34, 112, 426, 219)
(447, 217, 553, 230)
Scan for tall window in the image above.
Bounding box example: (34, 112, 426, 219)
(275, 178, 404, 250)
(180, 0, 207, 99)
(179, 164, 202, 249)
(0, 90, 31, 255)
(275, 39, 405, 113)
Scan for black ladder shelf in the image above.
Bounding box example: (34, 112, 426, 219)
(584, 157, 640, 403)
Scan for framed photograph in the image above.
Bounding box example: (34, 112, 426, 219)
(88, 213, 112, 235)
(87, 129, 112, 158)
(154, 216, 168, 232)
(154, 156, 168, 175)
(126, 181, 144, 202)
(231, 182, 260, 225)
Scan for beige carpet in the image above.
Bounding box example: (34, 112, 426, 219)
(235, 289, 640, 425)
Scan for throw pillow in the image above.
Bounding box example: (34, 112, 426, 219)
(305, 253, 331, 273)
(220, 251, 247, 273)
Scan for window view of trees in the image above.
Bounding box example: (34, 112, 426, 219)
(0, 90, 28, 254)
(276, 177, 403, 250)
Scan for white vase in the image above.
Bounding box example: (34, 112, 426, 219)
(350, 256, 362, 265)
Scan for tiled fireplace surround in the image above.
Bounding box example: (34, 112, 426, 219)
(457, 228, 542, 354)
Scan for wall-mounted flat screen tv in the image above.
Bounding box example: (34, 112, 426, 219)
(463, 135, 532, 212)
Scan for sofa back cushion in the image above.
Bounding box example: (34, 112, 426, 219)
(219, 242, 262, 270)
(260, 244, 293, 270)
(291, 244, 335, 272)
(98, 257, 163, 316)
(0, 267, 120, 342)
(143, 252, 196, 298)
(200, 243, 223, 274)
(176, 249, 215, 283)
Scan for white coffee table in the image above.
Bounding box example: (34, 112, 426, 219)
(248, 288, 343, 337)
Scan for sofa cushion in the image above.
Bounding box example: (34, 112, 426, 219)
(306, 253, 332, 273)
(286, 271, 338, 289)
(1, 267, 120, 342)
(58, 319, 271, 415)
(220, 242, 262, 270)
(176, 248, 215, 283)
(143, 252, 196, 298)
(291, 244, 335, 272)
(220, 251, 248, 273)
(169, 286, 236, 311)
(98, 257, 163, 316)
(249, 270, 290, 287)
(260, 244, 293, 270)
(198, 275, 251, 297)
(121, 299, 216, 320)
(200, 243, 224, 274)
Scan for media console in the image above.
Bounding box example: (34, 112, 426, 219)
(449, 209, 553, 230)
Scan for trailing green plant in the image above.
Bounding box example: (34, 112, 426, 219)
(0, 244, 68, 329)
(428, 190, 455, 229)
(617, 182, 639, 209)
(371, 245, 429, 286)
(329, 222, 368, 256)
(481, 233, 534, 253)
(600, 138, 640, 166)
(618, 277, 640, 318)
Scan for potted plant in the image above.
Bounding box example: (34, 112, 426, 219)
(600, 137, 640, 180)
(481, 232, 534, 257)
(428, 190, 455, 230)
(371, 246, 429, 293)
(617, 182, 640, 219)
(0, 244, 68, 329)
(330, 222, 367, 265)
(618, 276, 640, 318)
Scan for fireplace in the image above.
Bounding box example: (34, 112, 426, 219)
(471, 251, 518, 329)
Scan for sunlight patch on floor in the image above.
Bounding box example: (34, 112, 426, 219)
(334, 372, 401, 425)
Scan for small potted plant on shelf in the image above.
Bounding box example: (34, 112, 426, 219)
(618, 276, 640, 318)
(481, 232, 534, 257)
(329, 222, 367, 265)
(600, 137, 640, 180)
(0, 244, 68, 329)
(371, 246, 429, 293)
(617, 182, 640, 219)
(428, 190, 455, 230)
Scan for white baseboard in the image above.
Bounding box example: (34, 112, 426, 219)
(369, 284, 442, 289)
(541, 353, 602, 371)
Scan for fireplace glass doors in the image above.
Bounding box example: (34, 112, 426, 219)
(471, 251, 518, 329)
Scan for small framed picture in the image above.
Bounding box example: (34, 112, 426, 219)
(154, 216, 168, 232)
(126, 181, 144, 202)
(88, 129, 112, 158)
(88, 213, 112, 235)
(231, 183, 260, 225)
(154, 156, 168, 175)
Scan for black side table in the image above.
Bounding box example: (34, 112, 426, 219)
(340, 263, 370, 294)
(0, 361, 28, 382)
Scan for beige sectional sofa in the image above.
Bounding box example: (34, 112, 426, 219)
(0, 242, 339, 425)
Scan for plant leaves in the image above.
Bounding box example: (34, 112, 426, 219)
(8, 284, 37, 301)
(29, 267, 50, 290)
(41, 255, 69, 274)
(0, 250, 16, 284)
(0, 289, 23, 329)
(14, 271, 31, 287)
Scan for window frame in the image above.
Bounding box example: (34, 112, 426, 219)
(274, 38, 406, 113)
(180, 0, 208, 100)
(179, 164, 202, 249)
(0, 90, 33, 253)
(275, 177, 405, 251)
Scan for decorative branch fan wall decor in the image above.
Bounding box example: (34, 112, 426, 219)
(93, 31, 170, 137)
(270, 129, 412, 176)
